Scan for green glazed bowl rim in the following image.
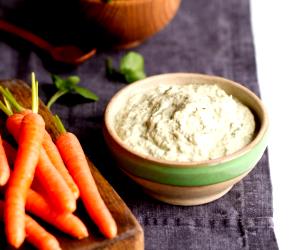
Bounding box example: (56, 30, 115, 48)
(104, 73, 269, 169)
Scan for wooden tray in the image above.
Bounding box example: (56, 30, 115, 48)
(0, 79, 144, 250)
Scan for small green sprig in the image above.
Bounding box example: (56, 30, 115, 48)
(106, 51, 146, 83)
(47, 75, 99, 110)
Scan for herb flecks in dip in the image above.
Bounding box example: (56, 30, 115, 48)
(114, 84, 255, 162)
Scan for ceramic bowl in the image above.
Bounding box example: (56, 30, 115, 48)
(80, 0, 181, 49)
(103, 73, 269, 205)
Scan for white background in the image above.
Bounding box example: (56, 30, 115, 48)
(251, 1, 300, 249)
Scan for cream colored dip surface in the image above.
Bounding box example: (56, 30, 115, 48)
(114, 84, 255, 162)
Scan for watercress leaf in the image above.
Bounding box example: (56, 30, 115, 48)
(51, 74, 62, 83)
(51, 74, 66, 90)
(105, 57, 126, 82)
(46, 89, 68, 110)
(66, 76, 80, 85)
(124, 70, 146, 83)
(119, 52, 146, 83)
(105, 57, 114, 76)
(62, 77, 80, 90)
(48, 74, 99, 108)
(73, 86, 99, 101)
(120, 51, 145, 74)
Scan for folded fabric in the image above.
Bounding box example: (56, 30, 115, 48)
(0, 0, 278, 249)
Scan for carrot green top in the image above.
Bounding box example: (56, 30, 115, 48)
(0, 72, 39, 114)
(53, 115, 67, 134)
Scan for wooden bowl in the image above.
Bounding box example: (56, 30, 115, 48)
(80, 0, 181, 49)
(103, 73, 269, 205)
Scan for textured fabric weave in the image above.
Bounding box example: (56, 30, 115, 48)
(0, 0, 278, 249)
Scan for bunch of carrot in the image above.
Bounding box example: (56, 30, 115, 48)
(0, 73, 117, 249)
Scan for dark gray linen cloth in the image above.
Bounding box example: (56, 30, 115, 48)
(0, 0, 278, 249)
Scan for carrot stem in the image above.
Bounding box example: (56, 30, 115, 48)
(31, 73, 39, 113)
(5, 88, 25, 112)
(53, 115, 66, 134)
(0, 87, 25, 113)
(3, 96, 13, 114)
(0, 100, 13, 116)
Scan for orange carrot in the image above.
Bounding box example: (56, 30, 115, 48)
(31, 177, 58, 207)
(56, 131, 117, 239)
(0, 167, 86, 239)
(0, 87, 79, 200)
(1, 200, 61, 250)
(18, 110, 79, 200)
(43, 132, 79, 199)
(36, 147, 76, 212)
(6, 113, 76, 213)
(6, 107, 79, 200)
(4, 112, 45, 248)
(25, 215, 62, 250)
(26, 189, 88, 239)
(6, 113, 25, 137)
(0, 135, 10, 186)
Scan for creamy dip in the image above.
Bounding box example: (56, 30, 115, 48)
(114, 84, 255, 162)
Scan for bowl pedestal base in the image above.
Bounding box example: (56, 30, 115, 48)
(121, 168, 250, 206)
(144, 186, 233, 206)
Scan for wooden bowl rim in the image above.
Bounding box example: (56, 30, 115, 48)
(82, 0, 159, 4)
(104, 73, 269, 168)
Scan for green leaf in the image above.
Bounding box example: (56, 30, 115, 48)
(62, 76, 80, 90)
(105, 57, 114, 76)
(73, 86, 99, 101)
(48, 74, 98, 109)
(51, 74, 80, 90)
(120, 52, 145, 74)
(106, 52, 146, 83)
(124, 70, 146, 83)
(66, 76, 80, 85)
(51, 74, 66, 90)
(119, 52, 146, 83)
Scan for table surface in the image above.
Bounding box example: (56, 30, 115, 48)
(251, 1, 300, 249)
